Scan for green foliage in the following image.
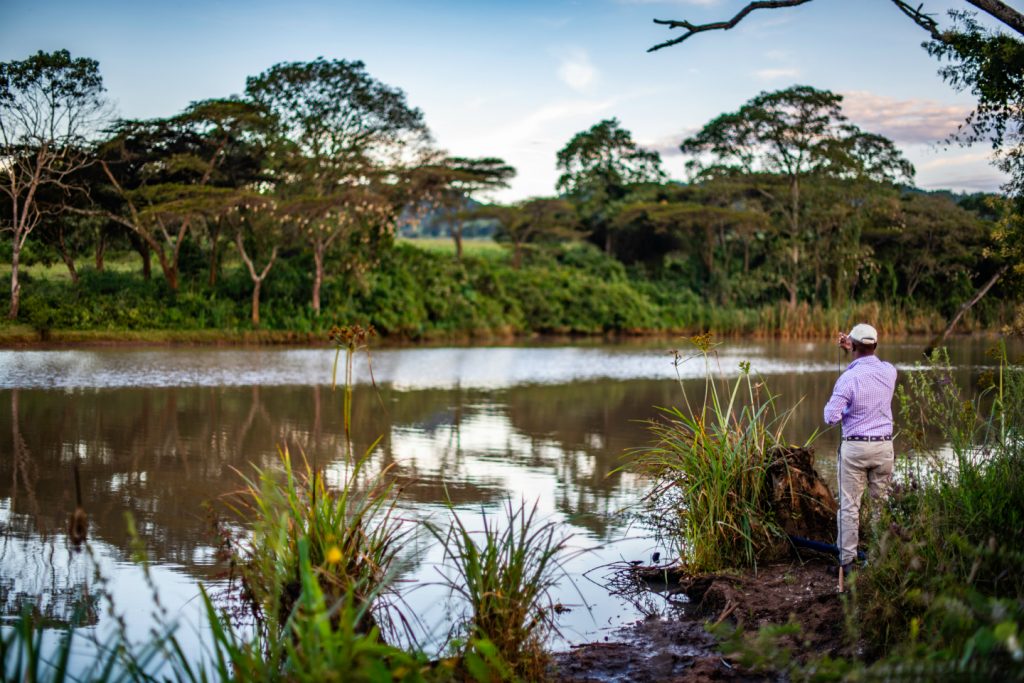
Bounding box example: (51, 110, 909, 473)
(848, 345, 1024, 674)
(927, 10, 1024, 200)
(426, 499, 572, 681)
(626, 337, 807, 571)
(230, 446, 409, 641)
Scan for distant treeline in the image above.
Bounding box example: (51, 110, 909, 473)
(1, 51, 1019, 336)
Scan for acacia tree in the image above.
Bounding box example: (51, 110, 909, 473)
(612, 198, 767, 301)
(680, 86, 914, 307)
(226, 198, 285, 327)
(414, 156, 515, 259)
(556, 118, 665, 254)
(0, 49, 109, 318)
(96, 98, 266, 290)
(648, 0, 1024, 326)
(246, 58, 431, 316)
(475, 197, 580, 268)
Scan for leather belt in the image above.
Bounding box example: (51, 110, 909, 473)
(842, 435, 892, 442)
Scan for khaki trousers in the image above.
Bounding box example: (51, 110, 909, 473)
(837, 440, 894, 566)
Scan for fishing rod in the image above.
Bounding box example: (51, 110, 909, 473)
(835, 309, 854, 594)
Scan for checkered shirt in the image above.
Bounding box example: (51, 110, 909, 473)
(823, 355, 897, 438)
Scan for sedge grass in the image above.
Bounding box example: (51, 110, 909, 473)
(426, 499, 573, 681)
(228, 446, 412, 642)
(627, 335, 809, 573)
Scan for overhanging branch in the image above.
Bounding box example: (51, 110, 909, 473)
(648, 0, 1024, 52)
(648, 0, 813, 52)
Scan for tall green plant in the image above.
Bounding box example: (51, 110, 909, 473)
(229, 446, 410, 641)
(851, 344, 1024, 670)
(426, 499, 572, 682)
(627, 335, 808, 572)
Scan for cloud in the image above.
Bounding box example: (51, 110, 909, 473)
(916, 150, 993, 170)
(753, 67, 800, 81)
(641, 127, 700, 157)
(497, 98, 617, 145)
(557, 49, 597, 92)
(842, 91, 972, 145)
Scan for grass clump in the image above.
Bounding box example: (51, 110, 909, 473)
(229, 447, 410, 642)
(426, 499, 573, 682)
(848, 345, 1024, 675)
(627, 336, 806, 573)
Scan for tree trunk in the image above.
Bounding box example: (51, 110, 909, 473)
(208, 220, 221, 287)
(924, 264, 1008, 355)
(8, 237, 21, 319)
(57, 228, 79, 285)
(235, 232, 278, 329)
(95, 231, 107, 272)
(312, 244, 324, 316)
(252, 281, 262, 327)
(129, 235, 152, 280)
(453, 221, 464, 260)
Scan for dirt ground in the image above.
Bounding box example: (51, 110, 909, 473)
(553, 558, 845, 682)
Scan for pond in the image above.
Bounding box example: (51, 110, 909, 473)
(0, 336, 1013, 662)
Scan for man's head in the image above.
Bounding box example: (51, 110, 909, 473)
(848, 323, 878, 355)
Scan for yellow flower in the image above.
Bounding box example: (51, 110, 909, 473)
(325, 546, 342, 564)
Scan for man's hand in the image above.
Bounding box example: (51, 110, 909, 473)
(837, 333, 852, 352)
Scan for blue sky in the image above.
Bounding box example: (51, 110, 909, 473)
(2, 0, 1011, 200)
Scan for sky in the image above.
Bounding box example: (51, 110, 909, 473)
(1, 0, 1013, 202)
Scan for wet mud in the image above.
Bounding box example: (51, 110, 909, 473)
(554, 560, 844, 682)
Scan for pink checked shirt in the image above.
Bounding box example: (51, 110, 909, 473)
(823, 355, 898, 437)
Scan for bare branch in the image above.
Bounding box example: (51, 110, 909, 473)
(890, 0, 945, 41)
(648, 0, 813, 52)
(649, 0, 1024, 53)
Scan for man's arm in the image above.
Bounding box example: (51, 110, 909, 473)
(824, 376, 851, 425)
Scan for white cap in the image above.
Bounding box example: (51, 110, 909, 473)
(848, 323, 878, 344)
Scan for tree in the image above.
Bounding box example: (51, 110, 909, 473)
(680, 86, 914, 306)
(476, 197, 580, 269)
(646, 0, 1024, 327)
(612, 198, 767, 300)
(556, 118, 665, 254)
(228, 199, 285, 328)
(413, 156, 515, 259)
(246, 58, 431, 316)
(0, 49, 109, 318)
(96, 98, 266, 290)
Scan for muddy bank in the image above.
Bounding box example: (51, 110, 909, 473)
(554, 560, 843, 682)
(555, 447, 844, 681)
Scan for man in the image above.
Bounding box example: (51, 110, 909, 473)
(823, 323, 897, 577)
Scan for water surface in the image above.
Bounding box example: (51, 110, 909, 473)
(0, 337, 1011, 657)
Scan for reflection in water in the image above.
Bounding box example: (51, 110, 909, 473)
(0, 338, 1012, 646)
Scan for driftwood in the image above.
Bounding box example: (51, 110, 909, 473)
(765, 445, 837, 540)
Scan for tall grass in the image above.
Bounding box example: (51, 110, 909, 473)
(627, 335, 809, 572)
(426, 499, 573, 681)
(850, 344, 1024, 673)
(229, 444, 411, 641)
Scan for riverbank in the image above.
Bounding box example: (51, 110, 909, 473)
(3, 242, 1013, 344)
(555, 559, 843, 682)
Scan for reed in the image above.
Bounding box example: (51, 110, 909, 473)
(626, 335, 809, 572)
(426, 499, 572, 681)
(229, 446, 411, 642)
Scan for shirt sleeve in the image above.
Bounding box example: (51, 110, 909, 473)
(824, 375, 851, 425)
